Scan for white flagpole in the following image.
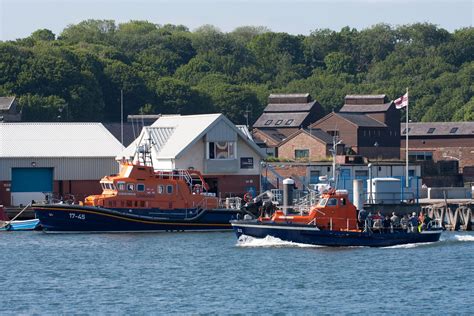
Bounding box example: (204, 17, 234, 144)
(405, 88, 409, 188)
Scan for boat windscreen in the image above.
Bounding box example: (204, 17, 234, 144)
(318, 198, 327, 207)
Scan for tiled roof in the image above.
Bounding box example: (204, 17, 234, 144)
(0, 123, 124, 157)
(337, 113, 387, 127)
(307, 128, 334, 144)
(0, 96, 15, 110)
(253, 128, 297, 143)
(345, 94, 386, 100)
(264, 101, 317, 112)
(401, 122, 474, 136)
(103, 122, 145, 147)
(268, 93, 310, 104)
(339, 102, 392, 113)
(253, 112, 308, 128)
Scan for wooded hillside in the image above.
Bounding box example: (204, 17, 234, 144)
(0, 21, 472, 124)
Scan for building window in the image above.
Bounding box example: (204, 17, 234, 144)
(285, 119, 294, 125)
(137, 184, 145, 192)
(208, 142, 235, 159)
(427, 128, 435, 134)
(240, 157, 254, 169)
(327, 130, 339, 137)
(275, 120, 283, 125)
(295, 149, 309, 159)
(167, 185, 173, 194)
(450, 127, 458, 134)
(264, 120, 273, 126)
(408, 152, 433, 162)
(355, 170, 368, 179)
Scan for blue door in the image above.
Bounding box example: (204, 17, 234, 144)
(11, 168, 53, 192)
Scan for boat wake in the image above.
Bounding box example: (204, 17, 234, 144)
(236, 235, 321, 248)
(383, 242, 434, 249)
(442, 233, 474, 242)
(384, 233, 474, 249)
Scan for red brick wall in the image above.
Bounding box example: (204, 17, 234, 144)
(204, 175, 260, 198)
(401, 137, 474, 170)
(312, 115, 358, 148)
(278, 133, 329, 161)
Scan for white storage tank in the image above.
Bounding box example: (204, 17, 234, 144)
(367, 177, 401, 204)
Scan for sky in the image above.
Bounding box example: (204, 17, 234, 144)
(0, 0, 472, 41)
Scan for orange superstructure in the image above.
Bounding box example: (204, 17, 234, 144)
(82, 162, 219, 210)
(261, 189, 359, 231)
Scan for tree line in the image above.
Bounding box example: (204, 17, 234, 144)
(0, 20, 472, 124)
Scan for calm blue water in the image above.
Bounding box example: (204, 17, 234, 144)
(1, 231, 473, 315)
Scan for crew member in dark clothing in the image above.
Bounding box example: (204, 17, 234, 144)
(357, 209, 368, 230)
(382, 216, 392, 233)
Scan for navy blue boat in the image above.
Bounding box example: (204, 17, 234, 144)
(33, 162, 248, 233)
(231, 189, 442, 247)
(35, 204, 243, 233)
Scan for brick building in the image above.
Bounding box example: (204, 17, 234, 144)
(310, 95, 400, 159)
(277, 128, 344, 161)
(252, 93, 324, 156)
(401, 122, 474, 183)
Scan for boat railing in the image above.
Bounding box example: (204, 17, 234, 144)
(222, 197, 242, 210)
(154, 169, 194, 188)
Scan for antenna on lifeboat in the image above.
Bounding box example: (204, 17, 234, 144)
(330, 130, 342, 190)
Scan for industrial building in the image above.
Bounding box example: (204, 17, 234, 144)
(0, 123, 124, 206)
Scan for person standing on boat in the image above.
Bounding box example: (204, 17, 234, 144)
(390, 212, 400, 228)
(418, 211, 425, 232)
(409, 212, 419, 233)
(400, 214, 409, 231)
(357, 209, 368, 230)
(382, 215, 391, 233)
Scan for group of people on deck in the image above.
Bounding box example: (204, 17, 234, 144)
(357, 209, 433, 233)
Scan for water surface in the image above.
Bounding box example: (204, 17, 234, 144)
(1, 231, 472, 314)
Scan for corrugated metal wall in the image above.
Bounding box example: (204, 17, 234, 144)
(0, 157, 119, 181)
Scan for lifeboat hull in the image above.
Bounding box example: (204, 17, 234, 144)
(231, 220, 442, 247)
(34, 204, 244, 233)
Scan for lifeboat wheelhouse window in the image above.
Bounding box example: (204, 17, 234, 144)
(158, 185, 164, 194)
(137, 184, 145, 192)
(318, 199, 327, 207)
(117, 182, 125, 191)
(167, 185, 173, 194)
(327, 198, 337, 206)
(127, 183, 134, 191)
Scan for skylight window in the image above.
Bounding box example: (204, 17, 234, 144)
(285, 119, 294, 125)
(264, 120, 273, 126)
(450, 127, 458, 134)
(275, 120, 283, 125)
(427, 128, 435, 134)
(402, 128, 411, 134)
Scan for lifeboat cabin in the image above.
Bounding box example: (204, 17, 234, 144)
(82, 162, 219, 211)
(262, 190, 359, 231)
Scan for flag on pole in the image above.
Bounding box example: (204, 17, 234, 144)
(394, 92, 409, 109)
